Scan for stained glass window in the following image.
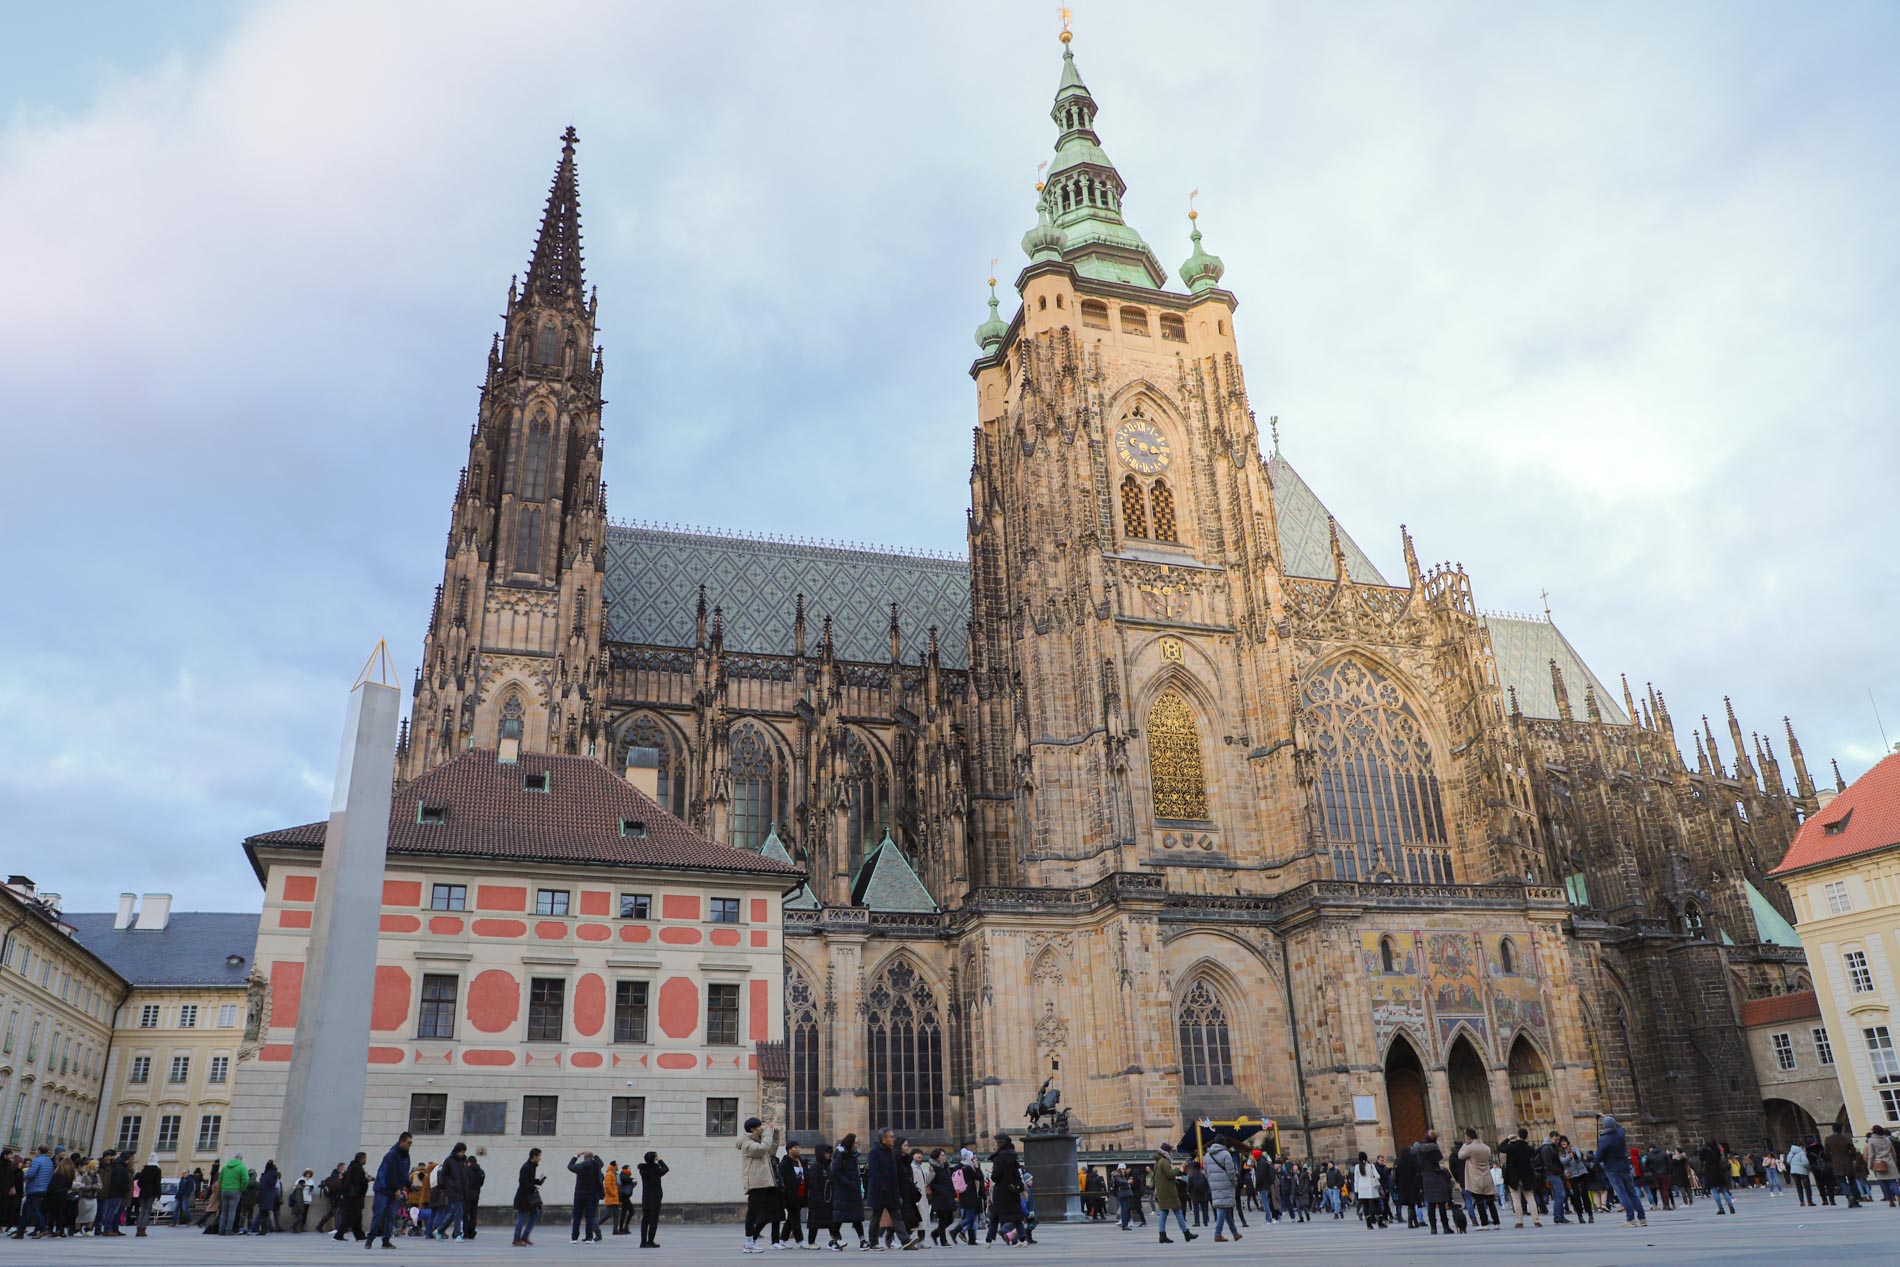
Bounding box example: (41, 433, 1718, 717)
(1147, 688, 1209, 821)
(788, 965, 821, 1133)
(866, 959, 944, 1133)
(1121, 475, 1147, 539)
(1302, 659, 1451, 882)
(728, 724, 788, 848)
(621, 713, 687, 815)
(1177, 978, 1234, 1086)
(1150, 479, 1178, 542)
(844, 729, 891, 873)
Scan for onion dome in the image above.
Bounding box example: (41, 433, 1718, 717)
(975, 277, 1009, 352)
(1180, 209, 1225, 294)
(1020, 190, 1068, 263)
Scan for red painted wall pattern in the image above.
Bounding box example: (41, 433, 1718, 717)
(661, 894, 699, 921)
(379, 915, 421, 933)
(574, 973, 607, 1038)
(278, 909, 312, 930)
(657, 976, 699, 1039)
(383, 880, 423, 907)
(371, 965, 412, 1032)
(471, 919, 527, 938)
(476, 885, 527, 912)
(659, 927, 701, 946)
(429, 916, 465, 935)
(579, 890, 610, 917)
(270, 961, 304, 1029)
(467, 970, 520, 1033)
(749, 978, 768, 1042)
(750, 898, 768, 924)
(283, 875, 317, 903)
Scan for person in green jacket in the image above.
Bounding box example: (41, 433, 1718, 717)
(1151, 1145, 1197, 1245)
(217, 1154, 251, 1235)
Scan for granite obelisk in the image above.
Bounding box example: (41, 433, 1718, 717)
(276, 643, 401, 1175)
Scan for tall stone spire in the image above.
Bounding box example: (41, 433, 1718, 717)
(1026, 29, 1166, 287)
(525, 126, 585, 304)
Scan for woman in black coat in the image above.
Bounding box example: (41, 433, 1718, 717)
(636, 1152, 667, 1248)
(988, 1136, 1025, 1244)
(807, 1144, 840, 1249)
(925, 1149, 957, 1246)
(830, 1134, 867, 1248)
(1416, 1141, 1455, 1235)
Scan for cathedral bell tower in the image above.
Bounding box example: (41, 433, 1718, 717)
(400, 127, 610, 778)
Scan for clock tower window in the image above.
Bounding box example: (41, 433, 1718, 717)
(1120, 475, 1148, 540)
(1150, 479, 1178, 543)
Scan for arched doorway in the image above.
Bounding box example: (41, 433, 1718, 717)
(1507, 1035, 1554, 1138)
(1762, 1098, 1818, 1151)
(1385, 1037, 1430, 1152)
(1447, 1034, 1496, 1142)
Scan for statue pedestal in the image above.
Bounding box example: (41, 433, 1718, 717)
(1022, 1132, 1082, 1223)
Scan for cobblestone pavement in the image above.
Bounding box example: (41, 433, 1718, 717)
(10, 1196, 1895, 1265)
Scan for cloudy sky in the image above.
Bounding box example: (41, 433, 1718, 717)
(2, 1, 1895, 913)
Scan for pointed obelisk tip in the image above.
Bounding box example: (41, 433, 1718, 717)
(352, 639, 399, 690)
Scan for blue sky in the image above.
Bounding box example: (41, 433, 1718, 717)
(2, 1, 1896, 913)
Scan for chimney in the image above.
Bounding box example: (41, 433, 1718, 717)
(5, 876, 35, 900)
(624, 746, 660, 801)
(134, 893, 173, 931)
(115, 893, 138, 930)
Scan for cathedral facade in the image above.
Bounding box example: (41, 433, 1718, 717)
(397, 39, 1823, 1160)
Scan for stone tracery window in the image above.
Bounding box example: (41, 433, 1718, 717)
(620, 713, 688, 816)
(1121, 475, 1148, 539)
(787, 964, 821, 1133)
(499, 695, 524, 744)
(520, 414, 554, 502)
(1302, 659, 1451, 883)
(1147, 688, 1209, 821)
(728, 723, 789, 849)
(865, 958, 944, 1134)
(535, 321, 561, 366)
(1150, 479, 1178, 542)
(1177, 977, 1234, 1086)
(843, 729, 891, 874)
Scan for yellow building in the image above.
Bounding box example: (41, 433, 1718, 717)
(0, 878, 121, 1153)
(1772, 751, 1900, 1132)
(64, 897, 258, 1164)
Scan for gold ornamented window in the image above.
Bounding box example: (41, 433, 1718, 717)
(1302, 659, 1451, 882)
(1151, 479, 1179, 542)
(1121, 474, 1148, 539)
(1147, 687, 1209, 821)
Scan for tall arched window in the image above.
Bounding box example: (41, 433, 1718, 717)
(1177, 978, 1234, 1086)
(1681, 903, 1704, 938)
(513, 506, 544, 573)
(1121, 475, 1148, 539)
(1147, 688, 1209, 821)
(520, 414, 553, 502)
(1150, 479, 1178, 542)
(1380, 937, 1397, 975)
(535, 321, 561, 366)
(787, 964, 821, 1133)
(728, 724, 789, 848)
(1302, 659, 1450, 883)
(1498, 937, 1517, 975)
(865, 958, 944, 1133)
(843, 729, 891, 873)
(499, 694, 524, 743)
(620, 713, 688, 816)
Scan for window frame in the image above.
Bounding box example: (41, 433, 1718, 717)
(709, 897, 742, 925)
(195, 1114, 223, 1153)
(535, 889, 571, 917)
(430, 884, 468, 912)
(1771, 1031, 1796, 1071)
(155, 1113, 182, 1154)
(461, 1101, 507, 1134)
(139, 1004, 161, 1029)
(706, 1097, 739, 1136)
(1845, 949, 1875, 994)
(614, 980, 650, 1045)
(116, 1114, 142, 1155)
(218, 1003, 238, 1028)
(1824, 880, 1851, 914)
(527, 977, 567, 1042)
(409, 1092, 448, 1136)
(1813, 1027, 1834, 1066)
(706, 982, 740, 1046)
(208, 1054, 230, 1084)
(178, 1004, 198, 1029)
(619, 893, 651, 920)
(168, 1053, 191, 1084)
(418, 973, 459, 1040)
(1866, 1025, 1900, 1083)
(610, 1095, 646, 1137)
(129, 1054, 152, 1085)
(521, 1094, 559, 1137)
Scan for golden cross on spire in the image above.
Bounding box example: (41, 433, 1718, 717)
(1058, 6, 1074, 43)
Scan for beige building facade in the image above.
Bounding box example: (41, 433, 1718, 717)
(0, 878, 120, 1155)
(1773, 752, 1900, 1135)
(234, 749, 799, 1202)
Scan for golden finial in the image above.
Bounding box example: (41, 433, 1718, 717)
(1035, 160, 1048, 192)
(988, 257, 999, 287)
(1058, 6, 1074, 43)
(1188, 188, 1200, 221)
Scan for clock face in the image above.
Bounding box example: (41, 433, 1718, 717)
(1115, 419, 1171, 474)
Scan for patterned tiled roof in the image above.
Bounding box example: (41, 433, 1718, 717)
(62, 912, 260, 987)
(245, 749, 802, 879)
(1772, 752, 1900, 876)
(1267, 454, 1390, 584)
(603, 523, 971, 668)
(1481, 614, 1629, 725)
(850, 835, 937, 913)
(1738, 990, 1821, 1028)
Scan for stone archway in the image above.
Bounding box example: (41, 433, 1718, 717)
(1446, 1033, 1496, 1141)
(1507, 1035, 1554, 1138)
(1385, 1037, 1431, 1152)
(1763, 1098, 1818, 1151)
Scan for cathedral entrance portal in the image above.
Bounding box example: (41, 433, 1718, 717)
(1446, 1034, 1496, 1142)
(1384, 1038, 1430, 1152)
(1507, 1035, 1554, 1138)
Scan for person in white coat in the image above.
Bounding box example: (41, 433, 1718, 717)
(1352, 1153, 1387, 1228)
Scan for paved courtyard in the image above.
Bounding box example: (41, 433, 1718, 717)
(30, 1197, 1895, 1264)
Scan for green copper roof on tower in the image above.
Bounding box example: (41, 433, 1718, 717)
(1180, 202, 1226, 294)
(1023, 32, 1166, 289)
(975, 274, 1009, 351)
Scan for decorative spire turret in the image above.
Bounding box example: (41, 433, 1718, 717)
(1784, 717, 1816, 801)
(974, 270, 1010, 351)
(1832, 758, 1846, 792)
(1179, 195, 1226, 293)
(525, 126, 585, 304)
(1549, 658, 1573, 722)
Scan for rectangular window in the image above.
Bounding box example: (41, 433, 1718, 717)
(709, 897, 741, 924)
(1846, 949, 1875, 993)
(1824, 880, 1852, 914)
(522, 1095, 558, 1136)
(129, 1055, 151, 1084)
(156, 1114, 182, 1153)
(706, 1097, 738, 1136)
(430, 884, 467, 912)
(1159, 313, 1187, 343)
(1771, 1032, 1796, 1071)
(1814, 1027, 1835, 1066)
(168, 1054, 190, 1083)
(139, 1004, 160, 1028)
(614, 981, 650, 1044)
(418, 974, 458, 1040)
(178, 1004, 198, 1029)
(707, 983, 740, 1046)
(25, 1022, 38, 1062)
(1867, 1025, 1900, 1082)
(1883, 1088, 1900, 1123)
(527, 978, 566, 1042)
(619, 893, 651, 920)
(462, 1101, 507, 1134)
(196, 1114, 222, 1154)
(116, 1114, 142, 1155)
(409, 1093, 448, 1136)
(2, 1011, 14, 1053)
(611, 1096, 646, 1137)
(535, 889, 570, 917)
(218, 1003, 238, 1028)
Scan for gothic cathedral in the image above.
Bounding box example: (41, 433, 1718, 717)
(399, 37, 1824, 1158)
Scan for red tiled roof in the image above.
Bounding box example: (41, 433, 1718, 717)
(1739, 990, 1821, 1028)
(245, 749, 802, 880)
(1771, 751, 1900, 876)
